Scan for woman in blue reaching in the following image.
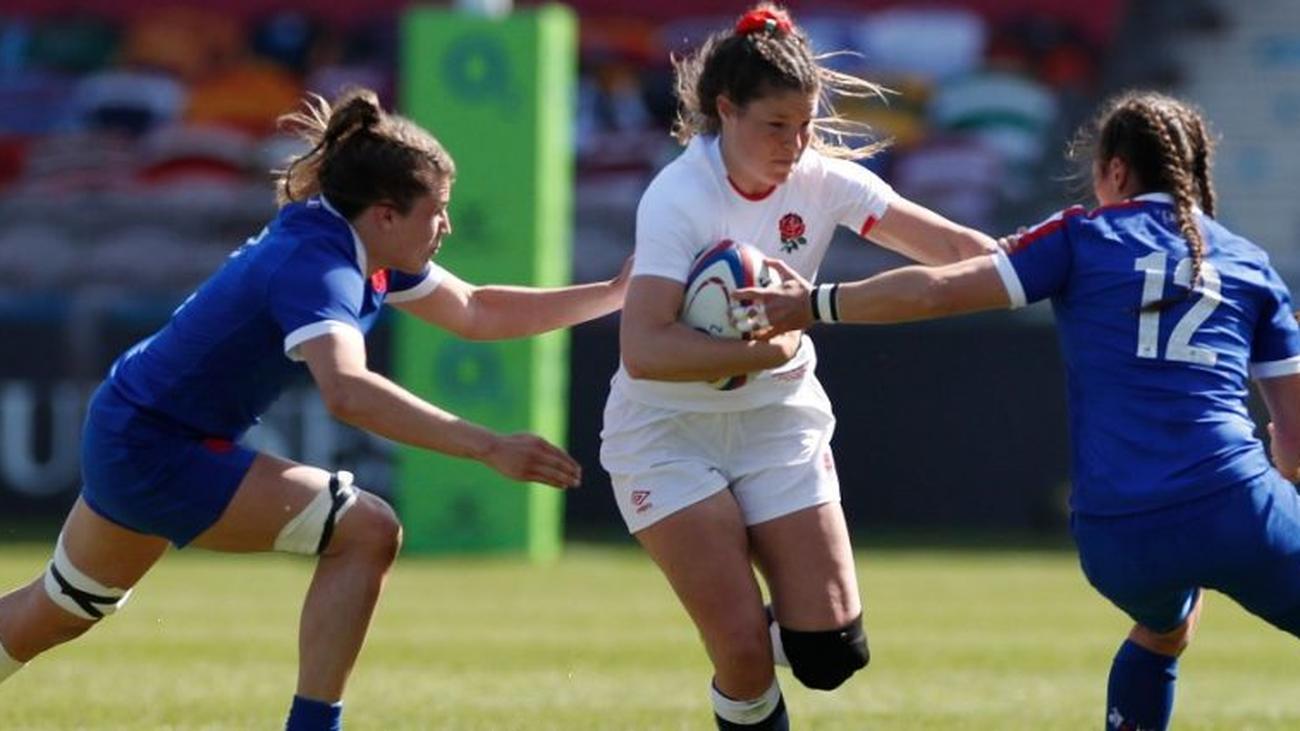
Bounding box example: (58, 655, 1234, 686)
(0, 88, 628, 730)
(739, 90, 1300, 730)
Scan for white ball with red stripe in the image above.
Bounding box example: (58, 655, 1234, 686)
(680, 239, 781, 390)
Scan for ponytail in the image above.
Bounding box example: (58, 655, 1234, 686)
(274, 88, 455, 218)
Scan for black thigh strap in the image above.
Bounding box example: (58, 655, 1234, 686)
(315, 473, 351, 555)
(49, 564, 119, 620)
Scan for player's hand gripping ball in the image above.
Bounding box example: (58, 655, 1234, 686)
(680, 239, 782, 390)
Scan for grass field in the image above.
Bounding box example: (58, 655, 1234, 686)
(0, 542, 1295, 730)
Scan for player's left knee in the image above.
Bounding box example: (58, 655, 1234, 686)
(342, 493, 403, 565)
(779, 614, 869, 691)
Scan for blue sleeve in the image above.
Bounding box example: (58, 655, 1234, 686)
(385, 261, 450, 304)
(1000, 209, 1080, 307)
(389, 263, 432, 293)
(1249, 263, 1300, 377)
(267, 238, 365, 359)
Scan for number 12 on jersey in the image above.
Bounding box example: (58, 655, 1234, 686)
(1134, 252, 1221, 366)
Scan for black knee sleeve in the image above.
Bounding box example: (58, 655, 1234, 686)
(779, 614, 869, 691)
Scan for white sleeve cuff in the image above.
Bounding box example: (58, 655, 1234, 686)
(385, 275, 438, 304)
(386, 263, 449, 304)
(992, 250, 1027, 309)
(284, 320, 362, 362)
(1250, 355, 1300, 379)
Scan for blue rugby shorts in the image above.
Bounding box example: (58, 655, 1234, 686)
(80, 383, 256, 547)
(1072, 471, 1300, 635)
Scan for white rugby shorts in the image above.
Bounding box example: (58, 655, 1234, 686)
(600, 378, 839, 533)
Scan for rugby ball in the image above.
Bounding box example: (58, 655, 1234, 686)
(680, 239, 780, 390)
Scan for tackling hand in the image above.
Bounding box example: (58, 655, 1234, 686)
(997, 227, 1028, 253)
(482, 433, 582, 489)
(730, 258, 814, 339)
(608, 255, 634, 298)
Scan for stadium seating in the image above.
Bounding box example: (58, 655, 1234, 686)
(0, 0, 1157, 531)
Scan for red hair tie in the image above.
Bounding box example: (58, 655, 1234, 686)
(735, 8, 793, 37)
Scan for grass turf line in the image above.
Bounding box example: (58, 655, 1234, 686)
(0, 543, 1294, 730)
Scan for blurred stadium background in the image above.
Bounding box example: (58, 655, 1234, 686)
(0, 0, 1298, 728)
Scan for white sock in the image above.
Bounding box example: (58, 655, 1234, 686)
(769, 620, 789, 667)
(711, 678, 782, 725)
(0, 637, 23, 683)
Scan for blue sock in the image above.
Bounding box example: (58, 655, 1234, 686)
(286, 694, 343, 731)
(1105, 640, 1177, 731)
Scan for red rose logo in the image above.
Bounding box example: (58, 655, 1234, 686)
(779, 213, 805, 240)
(778, 212, 807, 253)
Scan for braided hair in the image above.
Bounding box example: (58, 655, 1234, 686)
(671, 3, 888, 160)
(274, 87, 456, 219)
(1071, 91, 1217, 294)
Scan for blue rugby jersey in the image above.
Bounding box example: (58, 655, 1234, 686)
(993, 193, 1300, 516)
(107, 196, 444, 439)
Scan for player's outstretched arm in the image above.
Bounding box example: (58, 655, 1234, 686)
(1258, 373, 1300, 481)
(735, 255, 1011, 337)
(393, 258, 631, 340)
(299, 328, 581, 488)
(621, 274, 801, 382)
(866, 196, 998, 265)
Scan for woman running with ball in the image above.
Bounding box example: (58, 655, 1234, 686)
(602, 5, 996, 728)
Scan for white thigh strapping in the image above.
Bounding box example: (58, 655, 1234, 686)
(42, 534, 132, 621)
(274, 471, 359, 555)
